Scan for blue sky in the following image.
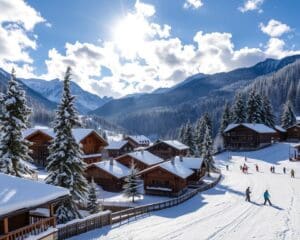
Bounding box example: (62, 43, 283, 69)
(0, 0, 299, 97)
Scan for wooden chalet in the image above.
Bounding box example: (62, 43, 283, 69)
(147, 140, 189, 160)
(292, 144, 300, 161)
(85, 159, 130, 192)
(274, 125, 287, 141)
(23, 128, 108, 167)
(286, 124, 300, 142)
(223, 123, 276, 150)
(115, 150, 163, 171)
(104, 140, 135, 158)
(0, 173, 69, 240)
(123, 135, 151, 148)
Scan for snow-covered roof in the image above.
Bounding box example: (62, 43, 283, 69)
(23, 128, 103, 144)
(274, 125, 286, 132)
(0, 173, 69, 216)
(127, 135, 151, 145)
(159, 160, 194, 179)
(296, 116, 300, 122)
(91, 160, 130, 179)
(81, 153, 102, 159)
(161, 140, 189, 150)
(174, 156, 204, 170)
(224, 123, 276, 134)
(105, 140, 129, 150)
(126, 150, 163, 165)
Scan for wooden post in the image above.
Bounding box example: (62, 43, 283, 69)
(3, 217, 9, 234)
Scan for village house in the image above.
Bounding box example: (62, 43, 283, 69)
(274, 125, 287, 141)
(23, 128, 108, 167)
(123, 135, 151, 148)
(146, 140, 189, 160)
(0, 173, 69, 240)
(292, 143, 300, 160)
(223, 123, 277, 150)
(115, 150, 163, 171)
(140, 158, 194, 197)
(286, 124, 300, 141)
(104, 140, 135, 158)
(85, 159, 131, 192)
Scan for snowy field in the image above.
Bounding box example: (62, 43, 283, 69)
(69, 143, 300, 240)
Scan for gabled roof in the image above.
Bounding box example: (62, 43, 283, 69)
(174, 156, 204, 170)
(23, 128, 106, 144)
(105, 140, 129, 150)
(126, 135, 151, 145)
(274, 125, 286, 133)
(159, 160, 194, 179)
(91, 160, 130, 179)
(0, 173, 69, 216)
(150, 140, 189, 151)
(125, 150, 163, 165)
(224, 123, 276, 134)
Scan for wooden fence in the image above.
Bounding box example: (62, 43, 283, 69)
(111, 174, 222, 224)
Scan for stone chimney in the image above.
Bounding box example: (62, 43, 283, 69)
(109, 158, 114, 166)
(171, 157, 175, 165)
(179, 155, 183, 162)
(141, 148, 144, 154)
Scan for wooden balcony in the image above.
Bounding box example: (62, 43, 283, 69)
(0, 216, 56, 240)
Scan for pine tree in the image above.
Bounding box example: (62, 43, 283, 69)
(178, 124, 186, 143)
(0, 69, 33, 177)
(123, 162, 142, 203)
(231, 93, 246, 123)
(56, 199, 80, 224)
(184, 121, 195, 155)
(203, 113, 213, 136)
(219, 102, 232, 134)
(261, 95, 275, 127)
(46, 67, 88, 221)
(295, 81, 300, 115)
(246, 90, 262, 123)
(194, 116, 207, 155)
(87, 178, 99, 214)
(202, 126, 215, 177)
(281, 100, 297, 129)
(287, 79, 297, 109)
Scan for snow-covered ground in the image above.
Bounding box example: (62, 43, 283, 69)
(69, 143, 300, 240)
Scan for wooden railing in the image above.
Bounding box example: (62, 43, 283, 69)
(0, 216, 56, 240)
(111, 174, 222, 224)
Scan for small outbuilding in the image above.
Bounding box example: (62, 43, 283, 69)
(85, 159, 131, 192)
(223, 123, 276, 150)
(286, 124, 300, 142)
(274, 125, 287, 141)
(147, 140, 189, 160)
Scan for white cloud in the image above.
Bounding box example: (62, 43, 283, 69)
(260, 19, 291, 37)
(183, 0, 204, 9)
(239, 0, 264, 13)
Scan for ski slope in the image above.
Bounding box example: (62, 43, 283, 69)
(70, 143, 300, 240)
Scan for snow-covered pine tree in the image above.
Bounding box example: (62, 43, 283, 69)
(281, 100, 297, 129)
(219, 102, 232, 134)
(203, 113, 213, 136)
(261, 94, 275, 127)
(123, 162, 142, 203)
(87, 178, 99, 214)
(287, 79, 297, 110)
(246, 90, 262, 123)
(184, 121, 195, 155)
(46, 67, 88, 221)
(0, 69, 33, 177)
(231, 93, 246, 123)
(202, 126, 215, 177)
(295, 81, 300, 115)
(178, 124, 186, 143)
(194, 115, 208, 155)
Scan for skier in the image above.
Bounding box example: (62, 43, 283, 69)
(245, 187, 251, 202)
(283, 167, 286, 174)
(226, 165, 229, 171)
(263, 190, 272, 206)
(270, 166, 273, 173)
(255, 164, 259, 172)
(291, 169, 295, 178)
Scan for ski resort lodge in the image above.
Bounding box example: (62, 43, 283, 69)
(223, 123, 277, 150)
(0, 173, 69, 240)
(23, 128, 108, 166)
(147, 140, 189, 160)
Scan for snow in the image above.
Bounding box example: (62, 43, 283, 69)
(127, 135, 151, 145)
(146, 186, 172, 192)
(224, 123, 276, 133)
(91, 160, 131, 179)
(125, 150, 163, 165)
(160, 140, 189, 150)
(105, 140, 128, 150)
(174, 156, 204, 170)
(274, 125, 286, 132)
(69, 143, 300, 240)
(81, 153, 102, 159)
(0, 173, 69, 216)
(159, 160, 194, 179)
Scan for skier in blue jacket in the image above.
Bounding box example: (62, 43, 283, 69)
(263, 190, 272, 206)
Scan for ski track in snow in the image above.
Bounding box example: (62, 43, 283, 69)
(69, 143, 300, 240)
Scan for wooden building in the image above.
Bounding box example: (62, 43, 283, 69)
(123, 135, 151, 148)
(286, 124, 300, 142)
(0, 173, 69, 240)
(292, 144, 300, 161)
(223, 123, 276, 150)
(274, 125, 287, 141)
(116, 150, 163, 171)
(23, 128, 108, 167)
(140, 159, 194, 197)
(104, 140, 135, 158)
(147, 140, 189, 160)
(85, 159, 130, 192)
